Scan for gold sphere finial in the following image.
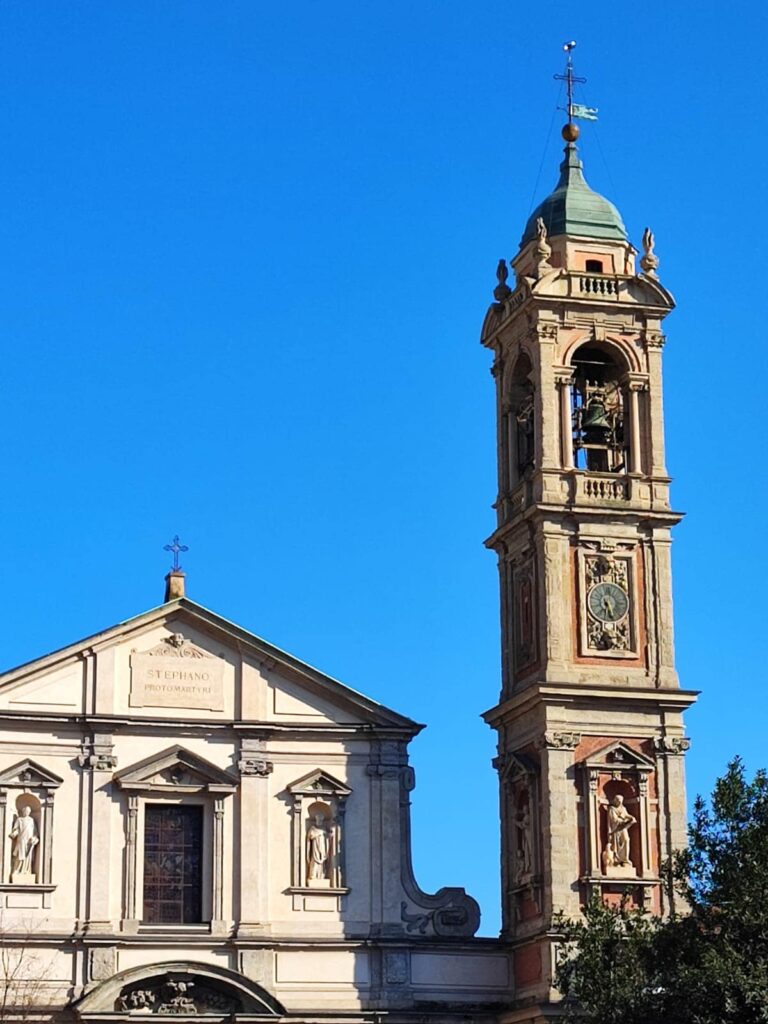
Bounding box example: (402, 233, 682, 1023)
(562, 122, 579, 142)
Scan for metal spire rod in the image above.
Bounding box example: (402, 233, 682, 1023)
(554, 40, 586, 123)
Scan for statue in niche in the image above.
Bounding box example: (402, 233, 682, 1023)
(516, 393, 535, 472)
(605, 794, 636, 868)
(514, 798, 533, 882)
(10, 806, 39, 880)
(306, 811, 331, 884)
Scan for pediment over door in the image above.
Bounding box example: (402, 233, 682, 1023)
(113, 746, 237, 793)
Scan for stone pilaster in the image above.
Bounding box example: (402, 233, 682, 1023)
(236, 738, 273, 936)
(79, 735, 117, 934)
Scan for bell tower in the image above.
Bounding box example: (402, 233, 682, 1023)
(481, 48, 697, 1014)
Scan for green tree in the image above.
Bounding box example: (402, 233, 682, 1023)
(555, 759, 768, 1024)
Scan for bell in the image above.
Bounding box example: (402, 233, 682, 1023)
(581, 399, 612, 442)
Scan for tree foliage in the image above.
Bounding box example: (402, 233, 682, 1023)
(555, 759, 768, 1024)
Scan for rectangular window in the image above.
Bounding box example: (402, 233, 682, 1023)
(143, 804, 203, 924)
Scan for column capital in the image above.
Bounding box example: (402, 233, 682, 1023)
(238, 757, 274, 778)
(540, 731, 582, 750)
(653, 736, 691, 756)
(622, 371, 649, 392)
(643, 330, 666, 349)
(78, 735, 117, 772)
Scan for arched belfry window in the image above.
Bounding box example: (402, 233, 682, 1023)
(571, 345, 627, 473)
(504, 353, 535, 489)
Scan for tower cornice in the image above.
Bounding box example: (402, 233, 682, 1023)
(483, 682, 699, 728)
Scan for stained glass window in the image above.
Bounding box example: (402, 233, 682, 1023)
(143, 804, 203, 924)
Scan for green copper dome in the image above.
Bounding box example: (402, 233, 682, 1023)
(520, 142, 627, 247)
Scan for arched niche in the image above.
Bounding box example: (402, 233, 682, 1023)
(601, 778, 640, 875)
(502, 350, 535, 490)
(10, 793, 41, 882)
(580, 742, 655, 890)
(0, 759, 62, 897)
(73, 961, 285, 1018)
(286, 769, 351, 895)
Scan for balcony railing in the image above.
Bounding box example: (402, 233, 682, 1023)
(578, 474, 630, 502)
(577, 274, 619, 297)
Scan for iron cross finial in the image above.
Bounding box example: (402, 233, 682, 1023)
(164, 535, 189, 572)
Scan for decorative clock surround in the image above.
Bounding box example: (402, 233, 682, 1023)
(577, 545, 639, 657)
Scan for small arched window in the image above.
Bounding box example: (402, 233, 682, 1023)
(571, 344, 627, 473)
(585, 258, 604, 273)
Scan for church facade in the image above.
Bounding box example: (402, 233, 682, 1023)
(0, 101, 694, 1024)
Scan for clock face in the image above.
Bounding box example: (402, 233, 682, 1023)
(588, 581, 629, 623)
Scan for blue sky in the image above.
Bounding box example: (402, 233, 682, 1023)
(1, 2, 766, 936)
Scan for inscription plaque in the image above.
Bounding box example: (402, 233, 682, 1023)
(130, 634, 225, 711)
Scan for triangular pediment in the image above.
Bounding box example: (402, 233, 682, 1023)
(0, 599, 420, 735)
(0, 758, 63, 789)
(500, 752, 537, 781)
(287, 768, 351, 798)
(114, 745, 237, 793)
(582, 740, 655, 770)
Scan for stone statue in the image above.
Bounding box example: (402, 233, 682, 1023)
(307, 812, 331, 881)
(533, 217, 552, 277)
(606, 794, 636, 866)
(640, 226, 659, 276)
(10, 806, 39, 878)
(514, 802, 533, 880)
(515, 393, 535, 471)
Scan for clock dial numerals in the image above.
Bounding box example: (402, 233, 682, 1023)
(587, 582, 629, 623)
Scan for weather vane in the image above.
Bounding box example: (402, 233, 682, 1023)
(164, 535, 188, 572)
(554, 41, 598, 133)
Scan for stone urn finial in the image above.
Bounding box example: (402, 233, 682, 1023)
(493, 258, 512, 301)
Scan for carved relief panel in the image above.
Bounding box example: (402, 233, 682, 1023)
(510, 552, 538, 679)
(576, 545, 639, 658)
